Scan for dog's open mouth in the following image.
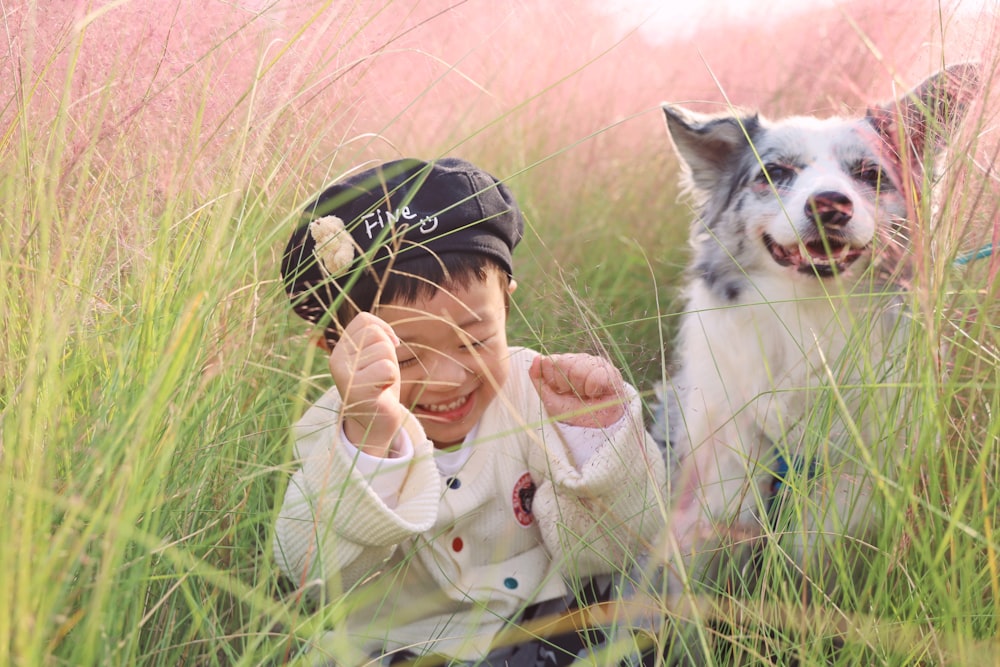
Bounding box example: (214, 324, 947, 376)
(763, 234, 867, 277)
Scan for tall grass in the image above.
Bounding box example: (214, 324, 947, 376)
(2, 0, 998, 665)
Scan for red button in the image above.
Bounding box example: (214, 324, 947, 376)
(452, 537, 464, 552)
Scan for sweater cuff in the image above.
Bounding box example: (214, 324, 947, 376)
(555, 413, 627, 469)
(341, 427, 415, 508)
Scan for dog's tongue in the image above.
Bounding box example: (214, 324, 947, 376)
(764, 233, 865, 273)
(804, 240, 844, 260)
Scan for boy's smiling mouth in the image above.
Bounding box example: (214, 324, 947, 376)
(415, 392, 475, 422)
(419, 395, 468, 413)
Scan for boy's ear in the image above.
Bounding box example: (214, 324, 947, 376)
(314, 333, 331, 352)
(508, 278, 518, 296)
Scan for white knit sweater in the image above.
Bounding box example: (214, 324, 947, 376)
(273, 347, 667, 661)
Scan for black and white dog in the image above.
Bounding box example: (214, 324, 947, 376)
(652, 64, 980, 593)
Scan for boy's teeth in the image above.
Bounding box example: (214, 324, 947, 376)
(421, 395, 468, 413)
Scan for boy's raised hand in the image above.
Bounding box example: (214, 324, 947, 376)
(529, 354, 626, 429)
(329, 312, 406, 458)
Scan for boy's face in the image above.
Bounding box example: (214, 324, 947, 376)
(373, 272, 515, 449)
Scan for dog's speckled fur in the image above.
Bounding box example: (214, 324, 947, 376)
(653, 64, 980, 593)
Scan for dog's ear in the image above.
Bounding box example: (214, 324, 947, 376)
(866, 63, 981, 163)
(663, 105, 760, 194)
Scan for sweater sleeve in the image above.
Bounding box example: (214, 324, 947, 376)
(511, 352, 667, 578)
(272, 387, 441, 593)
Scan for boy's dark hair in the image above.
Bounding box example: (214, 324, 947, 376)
(281, 158, 523, 344)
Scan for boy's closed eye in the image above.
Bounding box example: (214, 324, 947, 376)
(461, 335, 488, 351)
(395, 334, 493, 373)
(396, 342, 420, 369)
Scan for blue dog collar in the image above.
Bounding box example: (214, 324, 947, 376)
(954, 243, 995, 266)
(770, 453, 820, 494)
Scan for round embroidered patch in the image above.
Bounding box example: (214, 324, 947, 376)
(511, 472, 536, 526)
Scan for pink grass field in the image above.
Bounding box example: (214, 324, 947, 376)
(7, 1, 998, 206)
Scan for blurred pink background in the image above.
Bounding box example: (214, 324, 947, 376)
(5, 1, 997, 201)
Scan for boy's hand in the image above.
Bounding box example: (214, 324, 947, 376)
(329, 313, 406, 458)
(529, 354, 626, 429)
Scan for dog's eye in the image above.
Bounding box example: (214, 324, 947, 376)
(855, 163, 892, 189)
(755, 163, 795, 186)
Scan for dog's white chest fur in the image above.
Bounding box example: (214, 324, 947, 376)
(667, 276, 901, 529)
(674, 280, 844, 455)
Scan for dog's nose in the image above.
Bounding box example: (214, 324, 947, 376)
(806, 191, 853, 229)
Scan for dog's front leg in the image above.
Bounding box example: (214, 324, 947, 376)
(787, 463, 881, 593)
(646, 410, 767, 666)
(663, 406, 768, 591)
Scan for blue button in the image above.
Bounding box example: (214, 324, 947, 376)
(446, 477, 461, 490)
(503, 577, 518, 590)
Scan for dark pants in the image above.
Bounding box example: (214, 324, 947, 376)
(384, 577, 660, 666)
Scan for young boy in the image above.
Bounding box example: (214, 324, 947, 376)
(275, 158, 666, 665)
